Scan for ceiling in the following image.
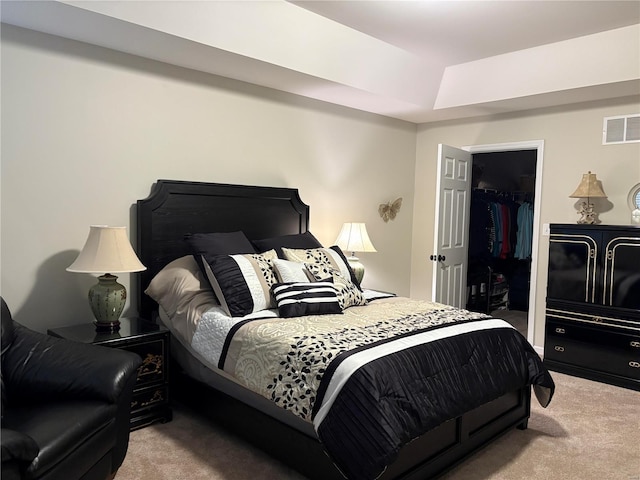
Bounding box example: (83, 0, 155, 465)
(2, 0, 639, 123)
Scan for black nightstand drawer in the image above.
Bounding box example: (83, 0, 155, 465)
(132, 384, 170, 411)
(130, 384, 172, 431)
(119, 338, 167, 388)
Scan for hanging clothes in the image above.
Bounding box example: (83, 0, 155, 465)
(468, 190, 529, 261)
(515, 202, 533, 259)
(468, 193, 493, 262)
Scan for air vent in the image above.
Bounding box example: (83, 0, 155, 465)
(603, 114, 640, 144)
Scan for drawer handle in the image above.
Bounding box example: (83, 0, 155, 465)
(554, 346, 565, 352)
(555, 327, 566, 334)
(630, 361, 640, 368)
(630, 341, 640, 348)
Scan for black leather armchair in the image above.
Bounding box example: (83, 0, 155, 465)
(1, 298, 142, 480)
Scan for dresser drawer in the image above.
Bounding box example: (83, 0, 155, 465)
(546, 319, 640, 352)
(546, 306, 640, 332)
(545, 320, 640, 380)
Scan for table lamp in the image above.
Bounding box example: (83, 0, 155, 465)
(67, 225, 146, 331)
(335, 222, 377, 284)
(569, 171, 607, 224)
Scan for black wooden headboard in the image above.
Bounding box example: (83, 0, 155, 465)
(136, 180, 310, 319)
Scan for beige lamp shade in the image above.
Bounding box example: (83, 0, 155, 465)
(335, 223, 377, 255)
(67, 226, 145, 331)
(334, 223, 376, 285)
(569, 171, 607, 199)
(67, 225, 146, 274)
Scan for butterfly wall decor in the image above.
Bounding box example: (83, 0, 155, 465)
(379, 197, 402, 223)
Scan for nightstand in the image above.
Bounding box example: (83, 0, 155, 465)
(48, 317, 172, 430)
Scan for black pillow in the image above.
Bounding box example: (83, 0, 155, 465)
(185, 231, 256, 278)
(252, 231, 322, 258)
(271, 282, 342, 318)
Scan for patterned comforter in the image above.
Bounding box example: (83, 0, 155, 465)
(185, 297, 554, 480)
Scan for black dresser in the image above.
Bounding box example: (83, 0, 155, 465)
(544, 224, 640, 390)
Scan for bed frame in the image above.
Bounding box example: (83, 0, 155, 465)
(136, 179, 531, 480)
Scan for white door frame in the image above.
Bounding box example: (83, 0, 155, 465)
(462, 140, 545, 345)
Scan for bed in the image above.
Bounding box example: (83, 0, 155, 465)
(135, 179, 554, 480)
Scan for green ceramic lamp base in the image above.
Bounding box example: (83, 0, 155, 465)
(88, 274, 126, 332)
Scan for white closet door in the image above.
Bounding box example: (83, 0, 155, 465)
(432, 144, 472, 308)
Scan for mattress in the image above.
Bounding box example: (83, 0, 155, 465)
(158, 305, 317, 436)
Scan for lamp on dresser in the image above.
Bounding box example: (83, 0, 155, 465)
(335, 222, 377, 284)
(67, 225, 146, 332)
(569, 171, 607, 224)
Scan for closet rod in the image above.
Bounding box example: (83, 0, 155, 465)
(472, 188, 534, 202)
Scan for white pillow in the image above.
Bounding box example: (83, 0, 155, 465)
(144, 255, 217, 318)
(273, 259, 314, 283)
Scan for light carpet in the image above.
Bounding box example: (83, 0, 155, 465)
(116, 372, 640, 480)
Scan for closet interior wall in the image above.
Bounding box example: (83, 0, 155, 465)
(466, 150, 537, 318)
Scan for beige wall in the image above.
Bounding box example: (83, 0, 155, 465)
(3, 24, 639, 345)
(411, 98, 640, 349)
(1, 25, 417, 331)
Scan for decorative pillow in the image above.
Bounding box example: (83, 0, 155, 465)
(185, 231, 256, 278)
(282, 245, 361, 290)
(304, 263, 366, 310)
(252, 231, 323, 258)
(273, 259, 314, 283)
(144, 256, 217, 317)
(271, 282, 342, 318)
(202, 250, 278, 317)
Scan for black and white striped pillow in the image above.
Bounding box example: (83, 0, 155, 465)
(271, 282, 342, 318)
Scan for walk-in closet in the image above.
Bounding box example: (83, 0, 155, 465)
(466, 149, 537, 336)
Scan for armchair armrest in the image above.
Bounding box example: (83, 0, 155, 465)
(1, 428, 38, 463)
(3, 323, 141, 407)
(1, 428, 39, 480)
